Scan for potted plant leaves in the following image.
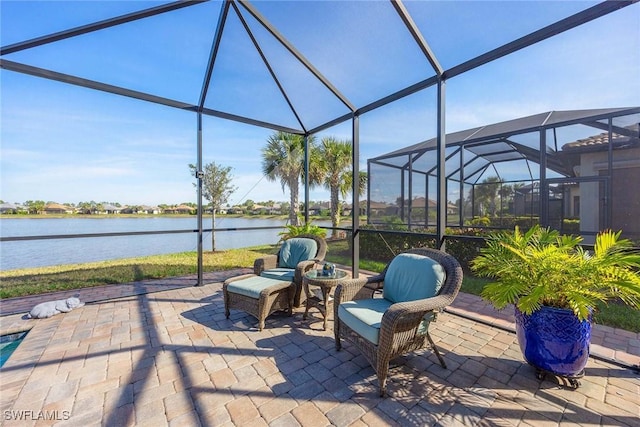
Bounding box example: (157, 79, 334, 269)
(471, 225, 640, 387)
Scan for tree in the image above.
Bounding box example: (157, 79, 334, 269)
(261, 132, 316, 226)
(474, 176, 502, 217)
(189, 162, 237, 251)
(25, 200, 45, 214)
(77, 201, 92, 214)
(498, 183, 514, 215)
(310, 137, 367, 238)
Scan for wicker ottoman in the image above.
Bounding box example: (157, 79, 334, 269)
(223, 274, 294, 330)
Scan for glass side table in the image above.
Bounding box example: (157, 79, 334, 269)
(303, 269, 349, 330)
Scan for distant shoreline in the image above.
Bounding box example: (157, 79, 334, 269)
(0, 213, 290, 220)
(0, 214, 353, 221)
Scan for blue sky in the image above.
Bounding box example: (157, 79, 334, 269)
(1, 1, 639, 207)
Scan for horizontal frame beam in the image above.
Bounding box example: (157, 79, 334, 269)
(1, 0, 208, 56)
(0, 59, 197, 110)
(444, 1, 638, 80)
(0, 59, 304, 134)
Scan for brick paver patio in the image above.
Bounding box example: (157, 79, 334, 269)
(1, 270, 638, 426)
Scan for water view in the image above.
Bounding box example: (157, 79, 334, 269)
(0, 217, 330, 271)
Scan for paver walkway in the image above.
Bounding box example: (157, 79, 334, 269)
(0, 270, 252, 320)
(2, 269, 638, 370)
(1, 270, 639, 426)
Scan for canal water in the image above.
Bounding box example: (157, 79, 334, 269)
(0, 217, 331, 271)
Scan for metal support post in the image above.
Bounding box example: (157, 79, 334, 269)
(196, 113, 204, 286)
(304, 135, 310, 225)
(352, 115, 360, 278)
(436, 78, 446, 250)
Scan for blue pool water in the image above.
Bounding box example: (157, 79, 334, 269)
(0, 331, 28, 368)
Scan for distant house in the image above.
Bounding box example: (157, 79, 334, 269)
(138, 205, 160, 214)
(0, 203, 18, 214)
(560, 128, 640, 240)
(251, 204, 268, 214)
(308, 204, 325, 215)
(342, 201, 364, 216)
(164, 205, 195, 214)
(44, 203, 72, 214)
(101, 204, 121, 214)
(447, 202, 459, 215)
(228, 206, 245, 214)
(368, 200, 396, 217)
(269, 203, 282, 214)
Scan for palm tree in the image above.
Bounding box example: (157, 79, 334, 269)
(474, 176, 502, 217)
(262, 132, 316, 226)
(311, 137, 367, 238)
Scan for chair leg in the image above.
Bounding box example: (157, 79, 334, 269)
(224, 298, 230, 319)
(427, 332, 447, 368)
(288, 284, 295, 315)
(378, 367, 388, 397)
(376, 356, 391, 397)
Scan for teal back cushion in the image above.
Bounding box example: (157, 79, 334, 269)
(278, 238, 318, 269)
(383, 253, 446, 303)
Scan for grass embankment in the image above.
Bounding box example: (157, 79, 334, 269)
(0, 246, 278, 299)
(2, 240, 638, 332)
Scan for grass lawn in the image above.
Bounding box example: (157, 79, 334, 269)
(1, 240, 638, 333)
(0, 246, 277, 299)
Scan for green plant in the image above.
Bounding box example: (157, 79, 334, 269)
(471, 225, 640, 321)
(278, 222, 327, 240)
(469, 216, 491, 227)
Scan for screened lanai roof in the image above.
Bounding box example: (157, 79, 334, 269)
(369, 107, 640, 182)
(2, 1, 637, 136)
(2, 1, 639, 278)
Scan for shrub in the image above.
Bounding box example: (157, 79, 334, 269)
(469, 216, 491, 227)
(562, 218, 580, 234)
(357, 225, 488, 271)
(279, 222, 327, 240)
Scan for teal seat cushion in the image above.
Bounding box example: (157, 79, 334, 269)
(338, 298, 435, 345)
(383, 253, 446, 303)
(227, 276, 290, 299)
(338, 298, 392, 344)
(278, 238, 318, 269)
(260, 268, 295, 282)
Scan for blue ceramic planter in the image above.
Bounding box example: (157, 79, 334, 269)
(514, 305, 591, 377)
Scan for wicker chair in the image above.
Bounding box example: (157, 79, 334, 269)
(254, 234, 327, 307)
(333, 248, 463, 396)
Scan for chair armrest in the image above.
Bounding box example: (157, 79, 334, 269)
(378, 294, 453, 350)
(334, 277, 373, 304)
(391, 294, 453, 316)
(254, 255, 278, 275)
(294, 259, 317, 283)
(365, 273, 385, 284)
(364, 274, 385, 292)
(333, 277, 371, 322)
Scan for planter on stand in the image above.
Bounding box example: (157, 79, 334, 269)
(514, 305, 591, 388)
